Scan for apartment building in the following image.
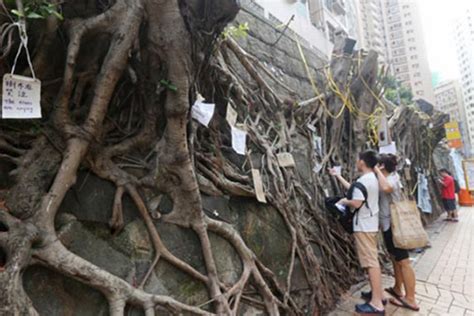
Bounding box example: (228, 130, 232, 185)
(454, 9, 474, 148)
(434, 80, 470, 152)
(383, 0, 435, 104)
(308, 0, 358, 44)
(354, 0, 388, 63)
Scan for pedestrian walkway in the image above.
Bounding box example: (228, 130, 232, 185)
(328, 207, 474, 315)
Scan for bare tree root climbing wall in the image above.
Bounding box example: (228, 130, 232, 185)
(0, 1, 448, 315)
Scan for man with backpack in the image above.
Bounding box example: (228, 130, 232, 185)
(330, 150, 385, 315)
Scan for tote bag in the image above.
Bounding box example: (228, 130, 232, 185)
(390, 198, 428, 249)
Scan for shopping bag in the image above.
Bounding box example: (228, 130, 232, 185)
(390, 199, 428, 249)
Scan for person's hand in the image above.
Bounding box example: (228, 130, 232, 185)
(328, 166, 342, 176)
(337, 198, 348, 205)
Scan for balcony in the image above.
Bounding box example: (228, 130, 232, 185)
(324, 0, 346, 16)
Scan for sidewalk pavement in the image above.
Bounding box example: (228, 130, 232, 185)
(328, 207, 474, 316)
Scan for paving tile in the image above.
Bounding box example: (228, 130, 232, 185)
(328, 208, 474, 316)
(449, 305, 466, 315)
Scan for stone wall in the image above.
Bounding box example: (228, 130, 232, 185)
(233, 5, 327, 99)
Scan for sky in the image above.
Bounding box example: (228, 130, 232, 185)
(418, 0, 474, 82)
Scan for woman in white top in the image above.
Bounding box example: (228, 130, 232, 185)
(372, 154, 419, 312)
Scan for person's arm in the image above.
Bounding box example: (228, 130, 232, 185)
(329, 168, 351, 190)
(374, 165, 394, 193)
(338, 197, 363, 209)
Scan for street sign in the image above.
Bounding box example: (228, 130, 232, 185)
(444, 121, 463, 149)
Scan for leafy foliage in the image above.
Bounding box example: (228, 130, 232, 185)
(222, 22, 249, 39)
(382, 75, 413, 106)
(10, 0, 63, 20)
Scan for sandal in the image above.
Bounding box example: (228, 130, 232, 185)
(385, 287, 403, 300)
(389, 297, 420, 312)
(355, 302, 385, 315)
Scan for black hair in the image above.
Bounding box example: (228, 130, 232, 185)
(439, 168, 450, 175)
(359, 150, 378, 169)
(378, 154, 398, 173)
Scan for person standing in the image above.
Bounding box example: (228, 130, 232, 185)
(439, 169, 458, 222)
(330, 150, 385, 315)
(373, 154, 420, 311)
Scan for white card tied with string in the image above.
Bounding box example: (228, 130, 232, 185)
(226, 103, 238, 126)
(2, 22, 41, 119)
(191, 100, 215, 127)
(231, 126, 247, 155)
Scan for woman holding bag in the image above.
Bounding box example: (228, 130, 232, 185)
(372, 154, 420, 312)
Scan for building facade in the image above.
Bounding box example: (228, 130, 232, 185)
(454, 9, 474, 151)
(354, 0, 388, 63)
(246, 0, 334, 59)
(383, 0, 435, 104)
(434, 80, 471, 153)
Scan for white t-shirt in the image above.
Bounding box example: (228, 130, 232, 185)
(352, 172, 380, 232)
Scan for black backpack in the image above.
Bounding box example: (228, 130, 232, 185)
(325, 182, 369, 234)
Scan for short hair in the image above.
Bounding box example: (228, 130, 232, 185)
(439, 168, 450, 175)
(359, 150, 378, 168)
(378, 154, 398, 173)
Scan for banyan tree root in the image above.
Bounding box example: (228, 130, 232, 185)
(0, 0, 448, 315)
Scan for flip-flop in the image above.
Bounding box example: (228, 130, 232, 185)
(389, 297, 420, 312)
(355, 302, 385, 315)
(384, 287, 403, 300)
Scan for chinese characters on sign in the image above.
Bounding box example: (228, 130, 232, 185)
(2, 74, 41, 119)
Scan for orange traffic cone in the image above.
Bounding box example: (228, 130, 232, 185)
(459, 189, 474, 206)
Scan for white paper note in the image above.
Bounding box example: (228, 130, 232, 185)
(226, 103, 238, 126)
(378, 114, 391, 146)
(405, 158, 412, 166)
(313, 163, 323, 173)
(379, 141, 397, 155)
(333, 166, 342, 175)
(313, 136, 322, 155)
(277, 153, 296, 168)
(251, 169, 267, 203)
(231, 126, 247, 155)
(307, 123, 316, 132)
(192, 101, 215, 127)
(2, 74, 41, 119)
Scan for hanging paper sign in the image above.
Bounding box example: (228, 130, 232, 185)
(313, 135, 322, 155)
(405, 158, 412, 166)
(332, 166, 342, 175)
(307, 123, 316, 132)
(378, 114, 391, 146)
(313, 163, 323, 173)
(191, 101, 215, 127)
(231, 126, 247, 155)
(251, 169, 267, 203)
(404, 167, 412, 181)
(226, 103, 238, 127)
(277, 153, 296, 168)
(2, 74, 41, 119)
(379, 141, 397, 155)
